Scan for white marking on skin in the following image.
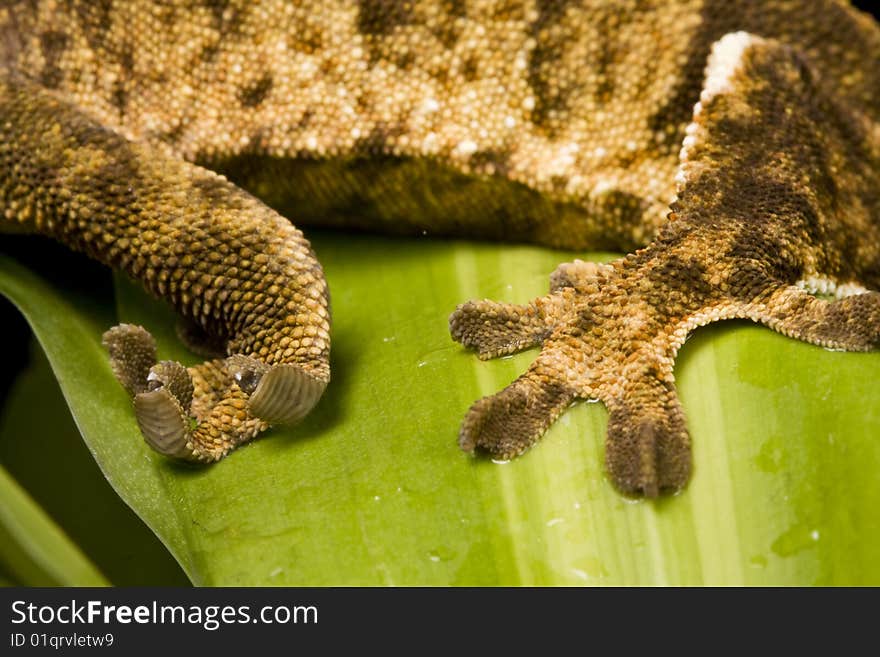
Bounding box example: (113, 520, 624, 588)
(674, 32, 756, 193)
(592, 178, 615, 195)
(797, 275, 869, 298)
(702, 31, 754, 102)
(455, 139, 478, 156)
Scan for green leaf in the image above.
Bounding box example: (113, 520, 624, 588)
(1, 233, 878, 585)
(0, 461, 108, 586)
(0, 336, 190, 586)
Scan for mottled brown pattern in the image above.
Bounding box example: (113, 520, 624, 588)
(0, 1, 878, 494)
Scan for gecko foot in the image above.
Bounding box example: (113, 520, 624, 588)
(450, 258, 694, 497)
(450, 262, 880, 496)
(102, 324, 326, 461)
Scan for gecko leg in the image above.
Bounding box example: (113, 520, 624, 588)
(451, 32, 880, 495)
(1, 75, 330, 461)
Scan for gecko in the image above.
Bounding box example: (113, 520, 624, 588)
(0, 1, 878, 497)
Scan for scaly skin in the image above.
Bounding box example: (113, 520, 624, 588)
(0, 73, 330, 461)
(0, 1, 878, 494)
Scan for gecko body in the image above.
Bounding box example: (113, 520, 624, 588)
(1, 1, 878, 495)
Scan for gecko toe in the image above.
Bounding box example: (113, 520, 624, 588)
(102, 324, 157, 396)
(605, 382, 691, 497)
(758, 287, 880, 351)
(104, 324, 208, 460)
(246, 361, 327, 425)
(135, 387, 196, 460)
(459, 369, 576, 460)
(450, 291, 573, 359)
(549, 259, 613, 293)
(135, 360, 200, 460)
(450, 299, 548, 359)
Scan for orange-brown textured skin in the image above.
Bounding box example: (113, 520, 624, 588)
(0, 1, 878, 490)
(0, 71, 330, 461)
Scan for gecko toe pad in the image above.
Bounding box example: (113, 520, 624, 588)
(226, 354, 327, 424)
(132, 360, 197, 460)
(244, 360, 327, 425)
(135, 387, 195, 460)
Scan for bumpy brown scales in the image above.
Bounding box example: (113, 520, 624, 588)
(1, 1, 878, 495)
